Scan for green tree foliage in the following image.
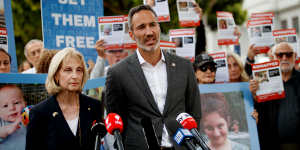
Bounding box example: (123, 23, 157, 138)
(12, 0, 42, 65)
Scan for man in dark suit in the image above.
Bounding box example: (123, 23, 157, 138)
(105, 5, 201, 150)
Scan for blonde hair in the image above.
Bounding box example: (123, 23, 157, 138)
(227, 51, 249, 82)
(45, 47, 88, 95)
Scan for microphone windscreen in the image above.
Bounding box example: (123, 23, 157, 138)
(21, 105, 33, 126)
(91, 122, 107, 138)
(176, 112, 198, 130)
(165, 119, 184, 136)
(105, 113, 124, 135)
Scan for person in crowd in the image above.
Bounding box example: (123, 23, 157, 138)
(90, 39, 129, 79)
(194, 2, 206, 56)
(227, 51, 249, 82)
(219, 19, 228, 29)
(105, 5, 201, 150)
(249, 42, 300, 150)
(22, 39, 43, 73)
(0, 85, 26, 150)
(0, 48, 11, 73)
(26, 47, 103, 150)
(193, 53, 217, 84)
(36, 50, 59, 73)
(200, 93, 249, 150)
(18, 60, 32, 72)
(86, 59, 95, 76)
(90, 39, 130, 150)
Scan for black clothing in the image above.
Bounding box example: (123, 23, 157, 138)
(256, 70, 300, 150)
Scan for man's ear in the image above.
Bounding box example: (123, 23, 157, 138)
(129, 30, 136, 41)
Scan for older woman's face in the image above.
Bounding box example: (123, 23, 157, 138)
(55, 56, 84, 92)
(228, 56, 241, 82)
(0, 51, 10, 73)
(195, 64, 216, 84)
(203, 112, 228, 147)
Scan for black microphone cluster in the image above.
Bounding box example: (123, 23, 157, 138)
(91, 113, 125, 150)
(142, 113, 210, 150)
(94, 112, 210, 150)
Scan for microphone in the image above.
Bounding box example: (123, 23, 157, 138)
(174, 128, 200, 150)
(176, 113, 211, 150)
(21, 105, 33, 126)
(105, 113, 124, 150)
(167, 120, 201, 150)
(91, 122, 107, 150)
(141, 117, 161, 150)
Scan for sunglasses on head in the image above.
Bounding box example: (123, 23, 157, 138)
(275, 52, 294, 58)
(199, 64, 217, 72)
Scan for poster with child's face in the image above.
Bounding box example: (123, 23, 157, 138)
(0, 73, 106, 149)
(199, 83, 260, 150)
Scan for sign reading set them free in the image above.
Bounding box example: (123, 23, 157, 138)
(41, 0, 104, 61)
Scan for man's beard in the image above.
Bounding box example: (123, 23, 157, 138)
(280, 60, 294, 73)
(135, 35, 160, 52)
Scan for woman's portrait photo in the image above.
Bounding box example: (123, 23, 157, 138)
(200, 92, 250, 150)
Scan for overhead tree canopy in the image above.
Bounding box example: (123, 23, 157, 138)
(11, 0, 246, 64)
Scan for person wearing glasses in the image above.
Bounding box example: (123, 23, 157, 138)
(249, 42, 300, 150)
(193, 53, 217, 84)
(22, 39, 44, 74)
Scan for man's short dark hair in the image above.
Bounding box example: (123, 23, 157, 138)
(128, 5, 158, 31)
(0, 48, 11, 63)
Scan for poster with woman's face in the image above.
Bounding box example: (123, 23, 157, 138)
(199, 83, 260, 150)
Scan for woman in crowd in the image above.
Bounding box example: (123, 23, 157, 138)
(227, 51, 249, 82)
(193, 53, 218, 84)
(36, 49, 59, 73)
(18, 60, 32, 72)
(200, 93, 249, 150)
(26, 47, 103, 150)
(0, 48, 11, 73)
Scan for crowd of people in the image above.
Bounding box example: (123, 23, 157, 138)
(0, 3, 299, 150)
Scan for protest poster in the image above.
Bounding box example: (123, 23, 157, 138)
(0, 0, 17, 72)
(0, 27, 7, 51)
(247, 18, 274, 53)
(199, 83, 260, 150)
(250, 12, 275, 26)
(273, 28, 300, 62)
(217, 11, 239, 45)
(252, 60, 285, 102)
(0, 73, 106, 149)
(41, 0, 104, 62)
(208, 51, 229, 83)
(144, 0, 170, 22)
(169, 28, 195, 60)
(123, 15, 137, 50)
(176, 0, 200, 27)
(98, 16, 124, 50)
(160, 40, 176, 55)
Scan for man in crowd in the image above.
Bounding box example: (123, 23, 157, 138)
(250, 42, 300, 150)
(90, 39, 129, 78)
(22, 39, 43, 73)
(105, 5, 201, 150)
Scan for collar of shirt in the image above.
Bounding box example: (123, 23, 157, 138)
(136, 48, 165, 65)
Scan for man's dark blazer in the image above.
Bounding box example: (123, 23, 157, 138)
(26, 94, 102, 150)
(105, 51, 201, 150)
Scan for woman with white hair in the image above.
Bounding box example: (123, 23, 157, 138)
(26, 47, 102, 150)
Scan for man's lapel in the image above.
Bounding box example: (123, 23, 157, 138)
(127, 52, 161, 114)
(163, 51, 177, 115)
